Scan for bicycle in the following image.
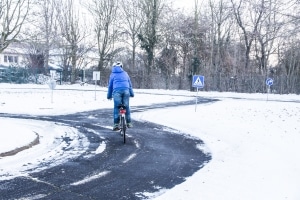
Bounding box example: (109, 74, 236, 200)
(118, 104, 127, 143)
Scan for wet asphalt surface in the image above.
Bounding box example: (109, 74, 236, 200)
(0, 97, 217, 200)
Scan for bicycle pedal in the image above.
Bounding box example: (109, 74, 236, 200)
(112, 127, 120, 131)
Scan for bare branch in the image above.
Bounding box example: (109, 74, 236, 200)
(0, 0, 30, 52)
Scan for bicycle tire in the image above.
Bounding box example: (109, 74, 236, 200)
(121, 116, 126, 143)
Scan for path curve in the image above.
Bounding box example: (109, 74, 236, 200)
(0, 98, 215, 199)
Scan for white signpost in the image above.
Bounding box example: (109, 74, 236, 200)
(48, 70, 57, 103)
(192, 75, 205, 112)
(93, 71, 100, 100)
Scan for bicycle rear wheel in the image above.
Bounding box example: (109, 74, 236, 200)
(120, 116, 126, 143)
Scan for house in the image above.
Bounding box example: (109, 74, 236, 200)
(0, 43, 27, 67)
(0, 42, 101, 84)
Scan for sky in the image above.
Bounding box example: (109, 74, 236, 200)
(0, 83, 300, 200)
(173, 0, 195, 11)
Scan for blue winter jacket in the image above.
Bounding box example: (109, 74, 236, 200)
(107, 66, 134, 99)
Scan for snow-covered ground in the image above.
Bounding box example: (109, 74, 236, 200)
(0, 83, 300, 200)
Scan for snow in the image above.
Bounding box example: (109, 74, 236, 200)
(0, 118, 36, 153)
(1, 83, 300, 200)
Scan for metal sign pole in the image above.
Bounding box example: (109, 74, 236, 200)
(51, 89, 54, 103)
(267, 85, 269, 101)
(93, 71, 100, 101)
(95, 75, 97, 100)
(195, 87, 199, 112)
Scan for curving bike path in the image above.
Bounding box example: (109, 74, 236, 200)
(0, 98, 215, 200)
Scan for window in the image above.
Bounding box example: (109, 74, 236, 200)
(8, 56, 13, 62)
(3, 55, 18, 64)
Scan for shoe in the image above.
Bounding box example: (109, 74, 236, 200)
(127, 123, 133, 128)
(112, 124, 119, 131)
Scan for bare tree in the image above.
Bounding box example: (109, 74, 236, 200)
(252, 0, 285, 74)
(87, 0, 119, 71)
(0, 0, 30, 53)
(55, 0, 86, 83)
(175, 14, 195, 89)
(138, 0, 165, 88)
(157, 6, 180, 89)
(24, 0, 58, 74)
(208, 0, 233, 90)
(37, 0, 57, 71)
(26, 41, 44, 80)
(230, 0, 264, 70)
(275, 0, 300, 93)
(119, 0, 144, 69)
(191, 0, 200, 75)
(281, 43, 300, 93)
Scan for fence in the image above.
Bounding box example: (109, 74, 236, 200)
(1, 67, 299, 95)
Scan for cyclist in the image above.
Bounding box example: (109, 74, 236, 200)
(107, 61, 134, 131)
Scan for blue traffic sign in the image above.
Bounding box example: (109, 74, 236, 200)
(266, 78, 273, 86)
(192, 75, 204, 88)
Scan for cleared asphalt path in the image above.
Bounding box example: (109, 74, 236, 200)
(0, 98, 215, 200)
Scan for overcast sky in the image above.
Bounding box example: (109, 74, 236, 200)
(173, 0, 195, 10)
